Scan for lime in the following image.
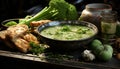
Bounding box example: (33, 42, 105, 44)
(98, 50, 112, 61)
(90, 39, 102, 50)
(93, 45, 104, 55)
(104, 44, 113, 54)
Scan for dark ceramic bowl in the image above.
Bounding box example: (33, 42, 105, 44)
(37, 21, 98, 52)
(1, 18, 20, 30)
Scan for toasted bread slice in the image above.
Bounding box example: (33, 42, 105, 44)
(12, 37, 30, 53)
(0, 30, 16, 49)
(7, 24, 29, 39)
(30, 20, 51, 27)
(0, 30, 7, 41)
(23, 33, 39, 44)
(0, 24, 40, 53)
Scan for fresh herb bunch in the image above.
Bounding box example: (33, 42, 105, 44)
(19, 0, 78, 26)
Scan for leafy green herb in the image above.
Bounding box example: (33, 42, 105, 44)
(61, 25, 71, 32)
(29, 42, 47, 55)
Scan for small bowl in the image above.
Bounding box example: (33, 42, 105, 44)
(37, 21, 98, 52)
(1, 18, 20, 30)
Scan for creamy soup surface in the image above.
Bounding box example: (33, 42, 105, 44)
(40, 25, 95, 40)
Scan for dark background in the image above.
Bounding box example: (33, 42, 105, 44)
(0, 0, 120, 23)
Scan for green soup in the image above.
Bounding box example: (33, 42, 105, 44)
(40, 25, 95, 40)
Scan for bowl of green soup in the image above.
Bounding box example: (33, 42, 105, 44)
(37, 21, 98, 52)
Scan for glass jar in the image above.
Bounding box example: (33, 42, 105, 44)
(101, 11, 117, 44)
(101, 11, 117, 34)
(79, 3, 112, 33)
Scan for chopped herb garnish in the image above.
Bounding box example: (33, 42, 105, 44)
(29, 42, 48, 55)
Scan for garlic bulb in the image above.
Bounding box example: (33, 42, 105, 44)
(82, 49, 95, 61)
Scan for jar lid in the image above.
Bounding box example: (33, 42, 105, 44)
(86, 3, 112, 11)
